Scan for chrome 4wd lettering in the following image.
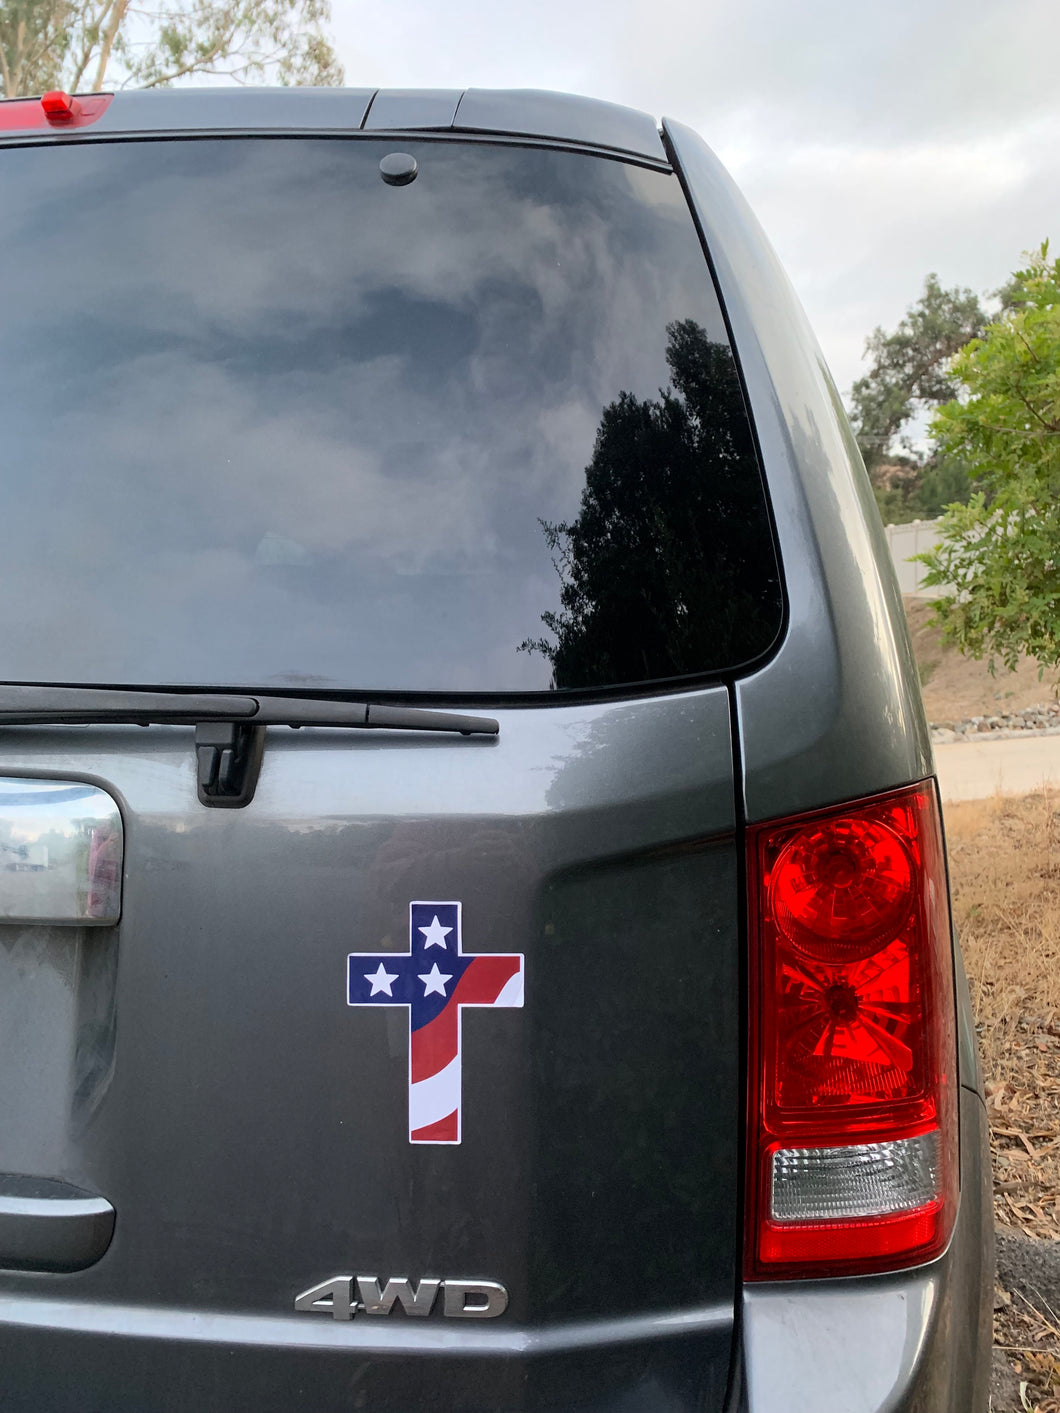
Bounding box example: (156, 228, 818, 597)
(293, 1275, 508, 1320)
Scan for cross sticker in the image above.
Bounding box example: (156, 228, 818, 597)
(347, 902, 524, 1144)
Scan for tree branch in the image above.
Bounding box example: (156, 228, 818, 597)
(0, 28, 12, 96)
(1013, 387, 1060, 435)
(68, 0, 117, 92)
(91, 0, 131, 88)
(978, 422, 1060, 439)
(1015, 326, 1042, 365)
(136, 24, 239, 87)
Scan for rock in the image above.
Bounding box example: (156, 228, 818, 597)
(995, 1229, 1060, 1316)
(930, 698, 1060, 742)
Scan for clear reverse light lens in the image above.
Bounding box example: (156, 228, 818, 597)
(770, 1130, 940, 1223)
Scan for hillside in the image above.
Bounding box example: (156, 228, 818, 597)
(905, 598, 1060, 725)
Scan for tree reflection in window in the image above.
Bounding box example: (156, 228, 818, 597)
(521, 319, 782, 690)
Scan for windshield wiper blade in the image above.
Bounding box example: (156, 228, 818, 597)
(0, 685, 499, 809)
(0, 685, 499, 736)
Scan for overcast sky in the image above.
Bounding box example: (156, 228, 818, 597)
(326, 0, 1060, 401)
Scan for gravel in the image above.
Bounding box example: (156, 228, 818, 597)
(931, 701, 1060, 744)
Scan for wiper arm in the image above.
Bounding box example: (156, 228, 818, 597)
(0, 684, 499, 809)
(0, 685, 499, 736)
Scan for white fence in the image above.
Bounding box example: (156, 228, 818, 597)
(884, 518, 944, 597)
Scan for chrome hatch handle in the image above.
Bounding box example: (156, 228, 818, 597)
(0, 778, 122, 925)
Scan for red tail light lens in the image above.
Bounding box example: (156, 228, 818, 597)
(746, 782, 957, 1280)
(770, 814, 914, 960)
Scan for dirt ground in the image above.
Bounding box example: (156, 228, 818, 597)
(947, 791, 1060, 1411)
(905, 597, 1060, 724)
(900, 597, 1060, 1408)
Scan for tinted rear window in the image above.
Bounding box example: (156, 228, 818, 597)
(0, 136, 782, 696)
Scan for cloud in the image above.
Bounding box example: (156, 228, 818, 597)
(729, 114, 1060, 393)
(327, 0, 1060, 397)
(331, 0, 1060, 144)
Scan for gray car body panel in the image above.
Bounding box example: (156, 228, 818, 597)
(69, 84, 379, 134)
(664, 119, 982, 1106)
(665, 119, 991, 1410)
(0, 691, 740, 1412)
(0, 89, 991, 1411)
(954, 932, 985, 1097)
(452, 88, 667, 160)
(1, 86, 667, 162)
(741, 1088, 993, 1413)
(363, 88, 464, 130)
(662, 119, 934, 824)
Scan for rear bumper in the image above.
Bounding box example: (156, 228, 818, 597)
(0, 1093, 991, 1413)
(738, 1083, 993, 1412)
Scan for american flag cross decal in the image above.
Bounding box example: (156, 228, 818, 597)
(347, 902, 524, 1144)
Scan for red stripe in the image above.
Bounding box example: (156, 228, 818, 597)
(410, 956, 521, 1083)
(411, 1007, 458, 1082)
(452, 954, 521, 1007)
(411, 1109, 458, 1142)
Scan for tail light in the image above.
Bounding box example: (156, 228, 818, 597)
(745, 782, 957, 1279)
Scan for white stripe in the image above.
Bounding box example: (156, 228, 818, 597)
(409, 1055, 461, 1131)
(493, 965, 524, 1008)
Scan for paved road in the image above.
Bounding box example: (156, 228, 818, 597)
(935, 734, 1060, 802)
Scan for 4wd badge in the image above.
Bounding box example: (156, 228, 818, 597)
(347, 902, 524, 1143)
(295, 1275, 509, 1321)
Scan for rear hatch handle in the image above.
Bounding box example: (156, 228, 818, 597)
(0, 1175, 115, 1273)
(0, 685, 499, 807)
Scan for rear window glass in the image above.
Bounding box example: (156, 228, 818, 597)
(0, 136, 782, 696)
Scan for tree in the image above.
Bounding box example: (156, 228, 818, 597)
(919, 243, 1060, 672)
(849, 274, 991, 525)
(0, 0, 342, 98)
(850, 273, 988, 473)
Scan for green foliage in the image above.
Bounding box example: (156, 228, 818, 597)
(919, 243, 1060, 671)
(0, 0, 342, 96)
(872, 454, 980, 525)
(0, 0, 68, 96)
(850, 272, 988, 472)
(918, 457, 977, 517)
(872, 482, 914, 525)
(850, 272, 988, 527)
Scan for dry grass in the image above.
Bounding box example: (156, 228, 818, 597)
(947, 790, 1060, 1411)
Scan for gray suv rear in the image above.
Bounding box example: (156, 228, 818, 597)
(0, 85, 992, 1411)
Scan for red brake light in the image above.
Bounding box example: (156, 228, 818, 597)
(746, 782, 957, 1279)
(40, 90, 82, 121)
(0, 92, 112, 132)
